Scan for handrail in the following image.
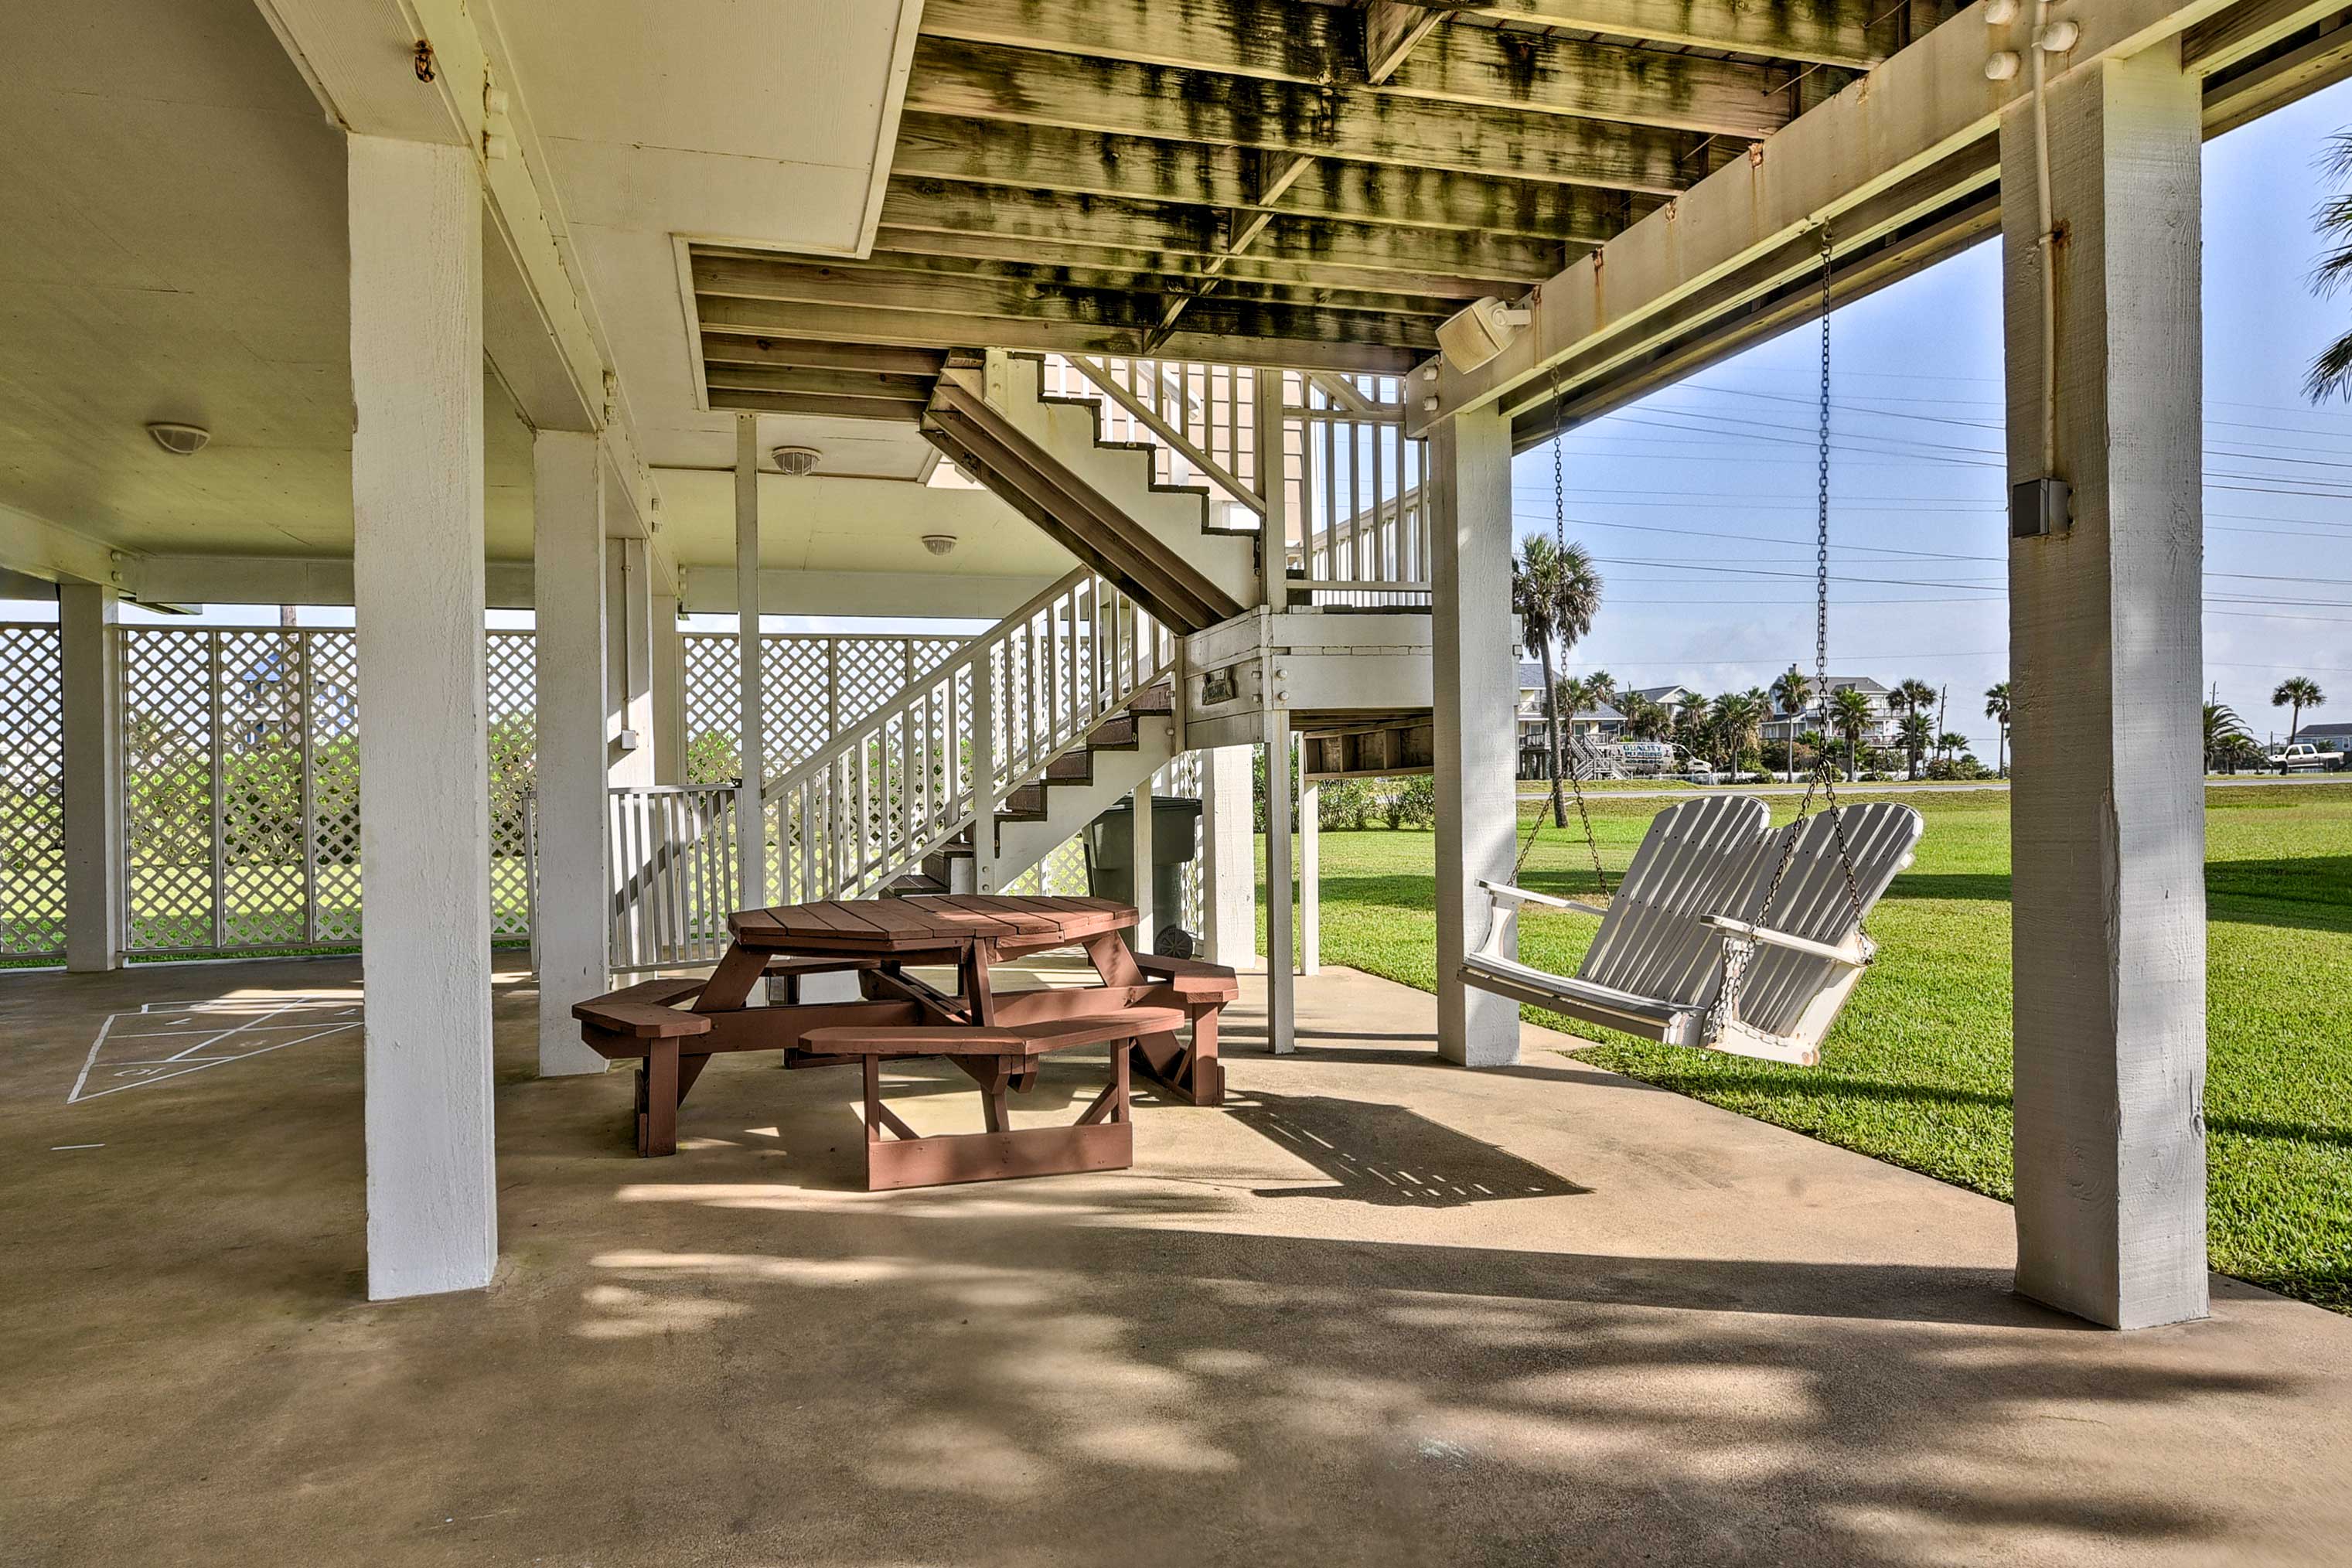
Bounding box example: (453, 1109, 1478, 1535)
(1066, 356, 1266, 517)
(755, 564, 1175, 902)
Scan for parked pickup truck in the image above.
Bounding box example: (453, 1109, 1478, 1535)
(2267, 741, 2345, 772)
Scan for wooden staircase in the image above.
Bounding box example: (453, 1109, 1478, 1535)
(891, 683, 1177, 894)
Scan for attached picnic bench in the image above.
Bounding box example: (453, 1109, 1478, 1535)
(803, 1006, 1185, 1190)
(571, 895, 1239, 1178)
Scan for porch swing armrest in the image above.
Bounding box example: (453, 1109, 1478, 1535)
(1697, 915, 1866, 966)
(1477, 880, 1606, 918)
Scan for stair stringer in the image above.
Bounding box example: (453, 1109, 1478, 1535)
(983, 356, 1262, 614)
(991, 710, 1181, 886)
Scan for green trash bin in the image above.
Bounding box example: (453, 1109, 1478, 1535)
(1082, 796, 1202, 957)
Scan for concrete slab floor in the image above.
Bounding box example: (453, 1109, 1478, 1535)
(2, 958, 2349, 1566)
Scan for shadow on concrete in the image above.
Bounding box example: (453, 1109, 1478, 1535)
(1225, 1091, 1591, 1206)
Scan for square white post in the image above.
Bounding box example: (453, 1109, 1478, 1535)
(2001, 41, 2207, 1330)
(59, 581, 124, 972)
(1263, 711, 1294, 1052)
(606, 535, 656, 789)
(531, 428, 611, 1077)
(1198, 744, 1258, 970)
(651, 587, 684, 785)
(349, 134, 496, 1300)
(1429, 405, 1519, 1067)
(1297, 741, 1320, 975)
(1127, 772, 1155, 951)
(733, 415, 765, 907)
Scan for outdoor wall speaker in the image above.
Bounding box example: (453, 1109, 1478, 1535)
(1437, 296, 1532, 374)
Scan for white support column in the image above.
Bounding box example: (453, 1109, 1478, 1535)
(650, 588, 684, 786)
(2001, 41, 2207, 1331)
(1127, 771, 1155, 952)
(1429, 405, 1519, 1067)
(348, 134, 495, 1300)
(531, 429, 610, 1079)
(59, 581, 123, 972)
(1199, 744, 1258, 970)
(733, 416, 765, 908)
(606, 536, 655, 790)
(1297, 743, 1320, 975)
(1263, 712, 1294, 1052)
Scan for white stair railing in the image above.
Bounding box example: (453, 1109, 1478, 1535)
(760, 567, 1174, 904)
(606, 783, 741, 973)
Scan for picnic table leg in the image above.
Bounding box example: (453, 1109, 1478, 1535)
(642, 1038, 680, 1157)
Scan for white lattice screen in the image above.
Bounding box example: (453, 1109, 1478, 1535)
(683, 632, 965, 786)
(118, 627, 534, 956)
(0, 625, 66, 957)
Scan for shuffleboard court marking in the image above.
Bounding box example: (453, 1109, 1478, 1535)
(69, 996, 363, 1104)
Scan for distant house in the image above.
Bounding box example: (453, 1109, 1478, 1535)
(1764, 675, 1901, 751)
(2292, 721, 2351, 750)
(1514, 660, 1622, 777)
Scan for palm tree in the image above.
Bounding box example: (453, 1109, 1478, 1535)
(2309, 131, 2352, 400)
(1618, 692, 1669, 741)
(2204, 700, 2250, 774)
(1584, 670, 1618, 707)
(1891, 678, 1938, 779)
(1768, 666, 1811, 781)
(1512, 535, 1604, 824)
(2272, 676, 2326, 772)
(1936, 731, 1970, 769)
(1983, 682, 2012, 778)
(1713, 691, 1764, 775)
(1831, 687, 1875, 779)
(1897, 710, 1936, 777)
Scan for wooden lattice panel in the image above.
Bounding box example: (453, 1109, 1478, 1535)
(216, 631, 307, 946)
(307, 632, 363, 941)
(484, 632, 537, 939)
(681, 633, 741, 784)
(0, 625, 66, 956)
(122, 628, 217, 950)
(760, 636, 827, 771)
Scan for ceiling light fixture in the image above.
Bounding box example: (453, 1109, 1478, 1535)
(146, 421, 210, 456)
(921, 534, 958, 557)
(771, 445, 821, 476)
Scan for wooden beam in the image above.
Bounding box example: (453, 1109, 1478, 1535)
(702, 245, 1457, 319)
(699, 365, 938, 402)
(917, 0, 1795, 136)
(1414, 0, 2245, 431)
(694, 336, 949, 377)
(874, 224, 1529, 302)
(699, 295, 1416, 374)
(1366, 2, 1447, 81)
(891, 114, 1644, 240)
(1453, 2, 1889, 70)
(881, 181, 1566, 282)
(710, 390, 927, 423)
(695, 254, 1167, 330)
(905, 36, 1699, 195)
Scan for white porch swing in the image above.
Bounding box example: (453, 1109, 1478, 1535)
(1461, 227, 1923, 1068)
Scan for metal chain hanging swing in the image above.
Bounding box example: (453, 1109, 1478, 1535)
(1510, 224, 1873, 948)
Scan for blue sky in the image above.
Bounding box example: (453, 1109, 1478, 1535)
(1522, 77, 2352, 755)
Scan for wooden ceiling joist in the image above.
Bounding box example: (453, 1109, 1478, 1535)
(917, 0, 1799, 138)
(707, 389, 929, 422)
(878, 182, 1566, 284)
(871, 225, 1525, 304)
(694, 336, 948, 377)
(1451, 2, 1890, 70)
(699, 365, 936, 403)
(890, 116, 1645, 242)
(697, 295, 1420, 376)
(905, 36, 1701, 196)
(683, 0, 1924, 404)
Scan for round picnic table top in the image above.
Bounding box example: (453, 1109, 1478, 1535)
(727, 895, 1136, 956)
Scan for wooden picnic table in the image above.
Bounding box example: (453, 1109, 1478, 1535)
(573, 895, 1237, 1185)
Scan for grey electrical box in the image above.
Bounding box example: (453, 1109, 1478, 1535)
(2011, 476, 2071, 539)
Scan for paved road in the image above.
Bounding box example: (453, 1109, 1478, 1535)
(1513, 775, 2340, 803)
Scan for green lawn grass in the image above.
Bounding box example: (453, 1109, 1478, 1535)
(1264, 781, 2352, 1313)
